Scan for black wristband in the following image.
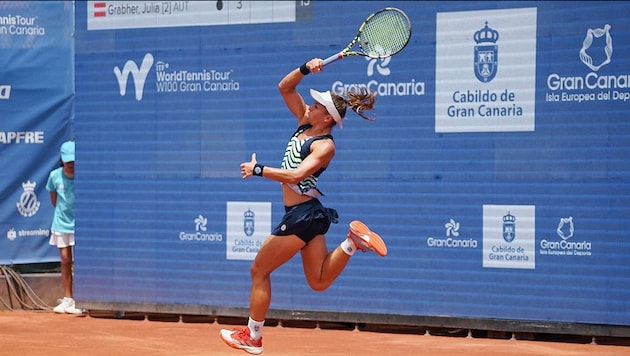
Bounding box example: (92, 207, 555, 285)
(253, 163, 265, 176)
(299, 62, 310, 75)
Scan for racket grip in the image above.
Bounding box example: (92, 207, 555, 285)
(323, 53, 343, 66)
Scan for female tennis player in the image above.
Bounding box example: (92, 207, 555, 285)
(220, 58, 387, 354)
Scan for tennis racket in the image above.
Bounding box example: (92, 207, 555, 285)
(323, 7, 412, 66)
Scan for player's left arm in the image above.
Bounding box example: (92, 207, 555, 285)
(241, 139, 334, 182)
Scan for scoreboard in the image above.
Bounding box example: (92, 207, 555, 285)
(87, 0, 312, 30)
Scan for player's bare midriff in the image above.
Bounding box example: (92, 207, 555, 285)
(281, 183, 314, 207)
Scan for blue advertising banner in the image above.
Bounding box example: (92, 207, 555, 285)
(73, 1, 629, 327)
(0, 1, 74, 264)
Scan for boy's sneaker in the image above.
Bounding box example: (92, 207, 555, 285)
(53, 298, 72, 313)
(53, 297, 85, 315)
(220, 327, 263, 355)
(348, 220, 388, 257)
(64, 300, 86, 315)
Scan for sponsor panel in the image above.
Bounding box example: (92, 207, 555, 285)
(226, 201, 271, 261)
(483, 205, 536, 269)
(435, 8, 537, 132)
(426, 218, 479, 249)
(113, 52, 242, 101)
(539, 216, 592, 257)
(0, 13, 46, 36)
(545, 23, 630, 104)
(73, 1, 630, 326)
(178, 214, 223, 243)
(0, 2, 73, 264)
(331, 56, 425, 98)
(3, 178, 53, 262)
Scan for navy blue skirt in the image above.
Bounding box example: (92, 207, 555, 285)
(272, 198, 339, 244)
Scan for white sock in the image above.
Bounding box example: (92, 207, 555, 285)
(248, 317, 264, 340)
(340, 238, 357, 256)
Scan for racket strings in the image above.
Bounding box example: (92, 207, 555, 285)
(359, 11, 411, 58)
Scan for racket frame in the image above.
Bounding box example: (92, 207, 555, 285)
(323, 7, 411, 66)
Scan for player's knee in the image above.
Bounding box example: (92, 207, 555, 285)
(306, 279, 330, 292)
(250, 262, 269, 281)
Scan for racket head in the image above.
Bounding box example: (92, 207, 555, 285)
(357, 7, 412, 59)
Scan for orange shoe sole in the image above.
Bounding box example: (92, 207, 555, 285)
(349, 220, 388, 257)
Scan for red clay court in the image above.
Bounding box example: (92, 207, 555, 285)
(1, 310, 628, 356)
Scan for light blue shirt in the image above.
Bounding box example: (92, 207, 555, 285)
(46, 167, 75, 233)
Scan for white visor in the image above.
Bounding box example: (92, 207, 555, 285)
(310, 89, 343, 128)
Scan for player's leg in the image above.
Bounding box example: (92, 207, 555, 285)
(300, 234, 351, 291)
(220, 234, 304, 355)
(249, 234, 304, 321)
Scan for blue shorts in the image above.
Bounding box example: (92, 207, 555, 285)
(272, 198, 339, 244)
